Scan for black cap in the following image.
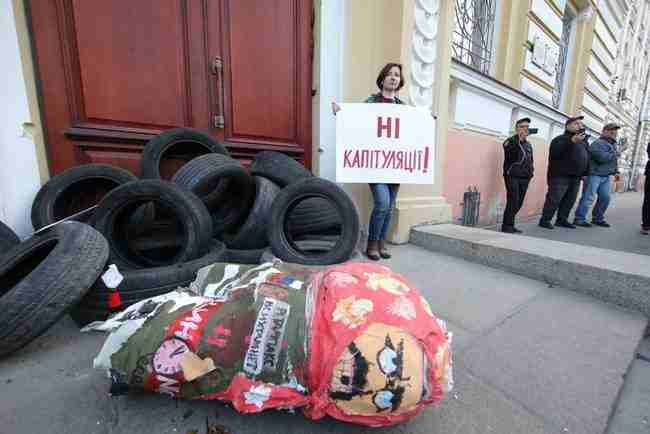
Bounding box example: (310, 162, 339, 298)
(565, 116, 584, 127)
(515, 117, 531, 126)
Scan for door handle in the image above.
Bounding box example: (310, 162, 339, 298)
(211, 56, 225, 129)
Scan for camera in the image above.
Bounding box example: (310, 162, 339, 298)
(528, 128, 539, 135)
(576, 129, 591, 141)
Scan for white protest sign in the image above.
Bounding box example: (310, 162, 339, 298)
(335, 103, 435, 184)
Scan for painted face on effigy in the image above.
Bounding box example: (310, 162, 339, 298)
(328, 323, 425, 416)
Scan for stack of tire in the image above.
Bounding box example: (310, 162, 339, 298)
(0, 220, 110, 357)
(23, 128, 358, 326)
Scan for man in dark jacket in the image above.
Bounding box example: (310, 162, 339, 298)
(573, 123, 620, 227)
(642, 142, 650, 234)
(539, 116, 590, 229)
(502, 117, 534, 233)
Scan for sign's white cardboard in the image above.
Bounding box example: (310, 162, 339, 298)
(335, 103, 435, 184)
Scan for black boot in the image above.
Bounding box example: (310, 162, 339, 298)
(378, 240, 391, 259)
(366, 240, 380, 261)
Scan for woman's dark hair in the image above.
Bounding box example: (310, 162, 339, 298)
(376, 63, 405, 91)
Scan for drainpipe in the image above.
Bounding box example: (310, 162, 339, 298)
(628, 67, 650, 191)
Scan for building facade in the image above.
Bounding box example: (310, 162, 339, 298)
(602, 0, 650, 191)
(1, 0, 649, 242)
(443, 0, 650, 227)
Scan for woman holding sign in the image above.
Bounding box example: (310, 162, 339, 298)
(333, 63, 404, 261)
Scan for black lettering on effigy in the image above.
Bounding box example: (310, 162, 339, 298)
(244, 299, 276, 374)
(261, 305, 290, 371)
(130, 353, 154, 387)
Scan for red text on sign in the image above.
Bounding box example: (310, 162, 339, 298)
(377, 117, 400, 139)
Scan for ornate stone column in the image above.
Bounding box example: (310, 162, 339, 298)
(388, 0, 453, 243)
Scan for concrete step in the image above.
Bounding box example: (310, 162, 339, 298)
(410, 224, 650, 319)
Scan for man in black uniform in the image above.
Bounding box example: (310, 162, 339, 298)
(539, 116, 590, 229)
(502, 117, 534, 233)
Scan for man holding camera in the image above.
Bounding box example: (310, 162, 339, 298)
(573, 123, 621, 228)
(539, 116, 590, 229)
(502, 117, 535, 233)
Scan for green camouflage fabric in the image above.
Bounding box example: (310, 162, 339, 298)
(88, 261, 319, 400)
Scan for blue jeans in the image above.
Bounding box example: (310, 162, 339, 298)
(368, 183, 399, 241)
(574, 175, 611, 223)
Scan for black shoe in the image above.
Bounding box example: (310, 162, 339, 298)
(502, 226, 516, 234)
(538, 221, 554, 229)
(513, 227, 523, 233)
(573, 221, 592, 228)
(592, 221, 611, 228)
(556, 220, 576, 229)
(366, 250, 380, 261)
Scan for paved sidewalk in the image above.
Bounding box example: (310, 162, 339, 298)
(502, 192, 649, 256)
(0, 244, 645, 434)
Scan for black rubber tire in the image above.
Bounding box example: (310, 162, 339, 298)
(171, 154, 254, 234)
(250, 151, 312, 187)
(286, 197, 342, 236)
(141, 128, 228, 180)
(91, 179, 213, 270)
(267, 178, 359, 265)
(291, 237, 362, 263)
(0, 220, 20, 253)
(31, 164, 137, 230)
(222, 176, 280, 249)
(128, 223, 183, 251)
(223, 248, 267, 265)
(126, 222, 184, 264)
(0, 222, 109, 357)
(126, 202, 158, 237)
(70, 241, 227, 325)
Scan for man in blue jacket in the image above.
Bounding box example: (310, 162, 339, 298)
(573, 123, 621, 227)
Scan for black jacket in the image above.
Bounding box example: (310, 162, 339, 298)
(548, 132, 590, 177)
(503, 135, 534, 178)
(645, 142, 650, 176)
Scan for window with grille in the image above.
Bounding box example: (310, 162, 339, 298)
(553, 13, 575, 108)
(452, 0, 497, 75)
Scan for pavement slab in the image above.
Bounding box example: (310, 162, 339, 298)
(605, 354, 650, 434)
(90, 365, 557, 434)
(460, 289, 646, 434)
(0, 245, 646, 434)
(381, 244, 546, 334)
(0, 320, 554, 434)
(638, 337, 650, 361)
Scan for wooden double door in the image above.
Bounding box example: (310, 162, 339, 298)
(28, 0, 313, 176)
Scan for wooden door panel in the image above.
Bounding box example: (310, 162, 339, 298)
(27, 0, 312, 175)
(79, 143, 144, 175)
(217, 0, 312, 164)
(72, 0, 189, 127)
(28, 0, 211, 174)
(228, 1, 296, 141)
